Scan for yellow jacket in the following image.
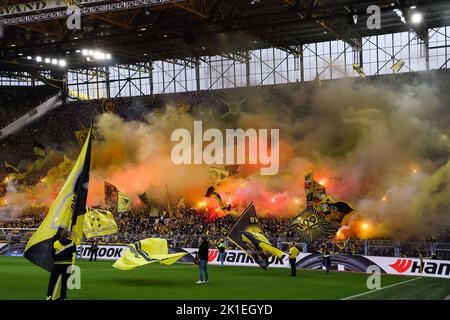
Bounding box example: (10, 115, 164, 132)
(289, 246, 300, 259)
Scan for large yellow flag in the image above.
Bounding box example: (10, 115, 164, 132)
(113, 238, 187, 270)
(24, 129, 93, 271)
(84, 208, 118, 239)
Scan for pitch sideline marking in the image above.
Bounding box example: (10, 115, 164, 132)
(341, 277, 422, 300)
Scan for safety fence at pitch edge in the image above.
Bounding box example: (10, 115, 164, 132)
(74, 245, 450, 279)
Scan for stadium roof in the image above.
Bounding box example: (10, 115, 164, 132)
(0, 0, 450, 71)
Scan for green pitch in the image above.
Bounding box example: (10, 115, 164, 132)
(0, 256, 448, 300)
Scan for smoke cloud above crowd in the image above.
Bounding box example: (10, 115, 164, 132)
(3, 76, 450, 240)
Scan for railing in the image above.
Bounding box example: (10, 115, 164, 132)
(1, 228, 449, 260)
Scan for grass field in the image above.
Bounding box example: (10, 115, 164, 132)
(0, 256, 449, 300)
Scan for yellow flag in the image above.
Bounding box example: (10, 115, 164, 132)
(33, 140, 46, 157)
(4, 161, 21, 175)
(150, 207, 159, 217)
(209, 167, 229, 184)
(353, 64, 366, 79)
(243, 231, 283, 258)
(84, 208, 118, 239)
(228, 203, 281, 269)
(75, 130, 88, 146)
(75, 128, 97, 146)
(391, 59, 405, 72)
(46, 155, 75, 179)
(259, 242, 284, 259)
(176, 196, 186, 214)
(113, 238, 187, 270)
(24, 129, 92, 271)
(69, 89, 89, 101)
(118, 192, 131, 213)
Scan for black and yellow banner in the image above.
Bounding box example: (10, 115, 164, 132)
(176, 195, 185, 211)
(75, 128, 97, 146)
(138, 192, 154, 209)
(205, 186, 230, 211)
(291, 171, 354, 243)
(104, 181, 119, 209)
(4, 161, 20, 175)
(227, 203, 282, 270)
(113, 238, 187, 270)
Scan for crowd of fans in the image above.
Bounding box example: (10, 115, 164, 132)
(0, 87, 221, 179)
(0, 86, 57, 128)
(0, 214, 43, 229)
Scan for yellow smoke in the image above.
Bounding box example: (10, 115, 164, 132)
(3, 79, 450, 240)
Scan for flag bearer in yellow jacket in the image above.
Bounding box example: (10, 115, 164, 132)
(288, 243, 300, 277)
(46, 230, 76, 300)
